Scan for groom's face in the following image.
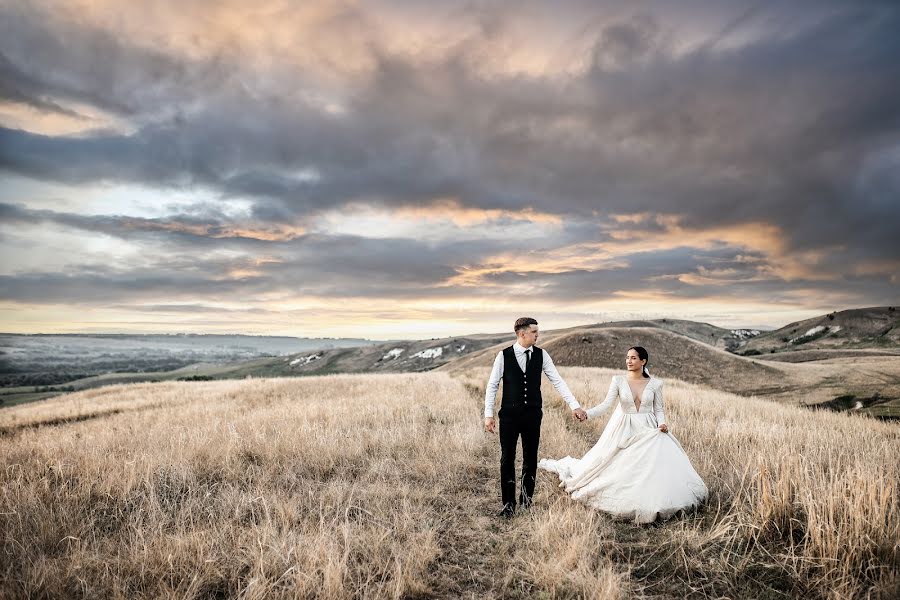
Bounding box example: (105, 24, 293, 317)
(519, 324, 539, 347)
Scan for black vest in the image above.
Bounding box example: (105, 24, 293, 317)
(501, 345, 543, 409)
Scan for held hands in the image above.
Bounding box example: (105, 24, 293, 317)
(573, 408, 587, 422)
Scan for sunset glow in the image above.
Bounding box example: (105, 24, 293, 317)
(2, 1, 898, 338)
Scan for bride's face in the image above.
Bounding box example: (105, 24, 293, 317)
(625, 349, 645, 372)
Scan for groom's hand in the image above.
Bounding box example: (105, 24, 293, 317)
(573, 408, 587, 421)
(484, 417, 496, 433)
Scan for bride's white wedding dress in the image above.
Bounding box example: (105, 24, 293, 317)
(538, 375, 707, 523)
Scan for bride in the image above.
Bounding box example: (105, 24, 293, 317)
(538, 346, 707, 523)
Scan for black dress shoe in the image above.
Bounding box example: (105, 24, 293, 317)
(519, 497, 534, 511)
(498, 503, 516, 519)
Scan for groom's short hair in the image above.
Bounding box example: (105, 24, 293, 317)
(514, 317, 538, 333)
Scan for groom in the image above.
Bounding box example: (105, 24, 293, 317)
(484, 317, 587, 518)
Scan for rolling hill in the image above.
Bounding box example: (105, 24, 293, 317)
(736, 306, 900, 355)
(439, 312, 900, 417)
(0, 332, 513, 407)
(4, 307, 898, 417)
(440, 326, 783, 396)
(585, 318, 763, 351)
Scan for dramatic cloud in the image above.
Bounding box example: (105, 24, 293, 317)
(1, 0, 898, 336)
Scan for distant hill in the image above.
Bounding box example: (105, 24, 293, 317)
(0, 332, 514, 406)
(735, 306, 900, 356)
(584, 319, 763, 352)
(237, 332, 513, 377)
(4, 308, 899, 416)
(440, 326, 781, 396)
(438, 311, 900, 417)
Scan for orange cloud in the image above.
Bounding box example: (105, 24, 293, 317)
(441, 213, 840, 289)
(850, 260, 900, 279)
(224, 256, 284, 280)
(117, 218, 306, 241)
(601, 214, 839, 282)
(213, 225, 307, 241)
(0, 99, 132, 136)
(394, 198, 563, 226)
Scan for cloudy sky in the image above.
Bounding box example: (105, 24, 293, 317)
(1, 0, 898, 339)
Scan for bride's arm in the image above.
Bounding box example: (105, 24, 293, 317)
(653, 380, 666, 426)
(586, 377, 618, 420)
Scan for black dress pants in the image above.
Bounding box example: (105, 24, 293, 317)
(498, 406, 543, 507)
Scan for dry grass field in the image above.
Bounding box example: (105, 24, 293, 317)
(1, 369, 899, 599)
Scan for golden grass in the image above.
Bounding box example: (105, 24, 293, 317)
(0, 374, 625, 599)
(462, 367, 900, 598)
(1, 369, 898, 598)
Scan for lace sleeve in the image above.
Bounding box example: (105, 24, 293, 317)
(587, 377, 619, 420)
(653, 379, 666, 425)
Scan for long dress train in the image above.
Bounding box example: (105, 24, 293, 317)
(538, 375, 707, 523)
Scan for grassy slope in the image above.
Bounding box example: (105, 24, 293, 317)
(750, 348, 900, 362)
(586, 318, 738, 349)
(1, 370, 898, 598)
(0, 333, 514, 405)
(740, 306, 900, 354)
(442, 327, 900, 417)
(441, 326, 785, 397)
(6, 309, 899, 417)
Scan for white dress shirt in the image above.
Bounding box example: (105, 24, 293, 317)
(484, 342, 580, 417)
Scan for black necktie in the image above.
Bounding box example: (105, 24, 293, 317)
(525, 349, 531, 370)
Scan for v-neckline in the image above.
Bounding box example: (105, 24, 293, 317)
(624, 377, 650, 411)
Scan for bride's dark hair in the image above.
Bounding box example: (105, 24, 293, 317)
(629, 346, 651, 378)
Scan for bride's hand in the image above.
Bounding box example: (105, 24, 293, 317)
(658, 424, 669, 433)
